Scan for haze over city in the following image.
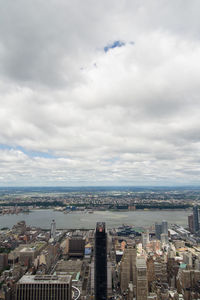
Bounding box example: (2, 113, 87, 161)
(1, 1, 200, 186)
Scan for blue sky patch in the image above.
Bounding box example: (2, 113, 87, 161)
(104, 40, 125, 53)
(0, 144, 57, 159)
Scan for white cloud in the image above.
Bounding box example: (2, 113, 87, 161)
(0, 0, 200, 185)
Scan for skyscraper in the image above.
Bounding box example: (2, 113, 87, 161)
(120, 244, 137, 294)
(142, 231, 150, 248)
(155, 221, 168, 240)
(162, 220, 168, 235)
(193, 206, 199, 233)
(155, 223, 162, 240)
(136, 257, 148, 300)
(188, 214, 194, 233)
(50, 219, 56, 239)
(94, 222, 107, 300)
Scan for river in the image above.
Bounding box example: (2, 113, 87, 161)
(0, 209, 191, 229)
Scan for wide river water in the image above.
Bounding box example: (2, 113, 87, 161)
(0, 209, 191, 229)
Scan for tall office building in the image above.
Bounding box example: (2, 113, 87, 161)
(136, 257, 148, 300)
(50, 219, 56, 239)
(155, 221, 168, 240)
(188, 214, 194, 233)
(120, 244, 137, 294)
(68, 236, 85, 257)
(155, 223, 162, 240)
(142, 231, 150, 248)
(94, 222, 107, 300)
(193, 206, 199, 233)
(162, 220, 168, 235)
(15, 275, 72, 300)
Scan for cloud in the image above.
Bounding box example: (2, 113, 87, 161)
(0, 0, 200, 185)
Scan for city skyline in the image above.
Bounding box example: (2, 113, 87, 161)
(1, 1, 200, 186)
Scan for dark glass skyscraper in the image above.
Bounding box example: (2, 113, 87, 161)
(95, 222, 107, 300)
(193, 206, 199, 233)
(162, 220, 168, 234)
(155, 222, 162, 240)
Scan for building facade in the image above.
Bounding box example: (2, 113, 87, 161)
(142, 231, 150, 249)
(94, 222, 107, 300)
(155, 223, 162, 240)
(136, 257, 148, 300)
(68, 237, 85, 257)
(162, 220, 168, 235)
(193, 206, 199, 233)
(15, 275, 72, 300)
(188, 214, 194, 233)
(120, 244, 137, 294)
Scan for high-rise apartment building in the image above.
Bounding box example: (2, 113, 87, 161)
(94, 222, 107, 300)
(193, 206, 199, 233)
(15, 275, 72, 300)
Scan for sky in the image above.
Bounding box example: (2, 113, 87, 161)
(0, 0, 200, 186)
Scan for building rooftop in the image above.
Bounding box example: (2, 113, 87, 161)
(18, 275, 71, 284)
(56, 259, 83, 280)
(116, 250, 123, 255)
(180, 263, 187, 269)
(20, 247, 35, 253)
(96, 222, 106, 232)
(136, 257, 146, 268)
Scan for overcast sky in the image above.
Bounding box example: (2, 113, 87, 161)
(0, 0, 200, 186)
